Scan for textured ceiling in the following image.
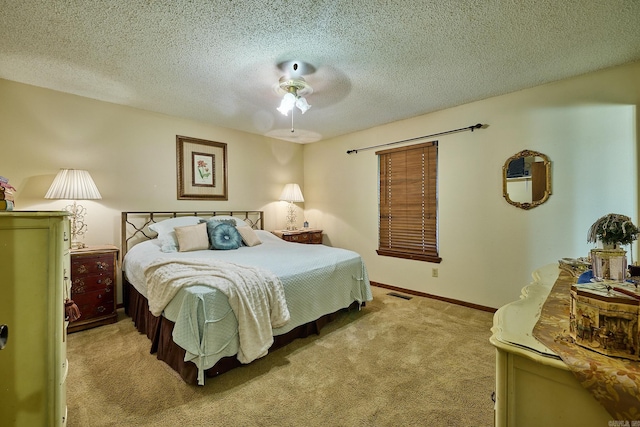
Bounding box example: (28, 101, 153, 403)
(1, 1, 640, 143)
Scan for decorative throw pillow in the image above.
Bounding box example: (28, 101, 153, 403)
(149, 216, 203, 252)
(174, 222, 210, 252)
(209, 215, 248, 227)
(211, 223, 243, 250)
(200, 218, 236, 249)
(236, 225, 262, 247)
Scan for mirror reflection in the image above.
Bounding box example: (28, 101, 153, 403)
(503, 150, 551, 210)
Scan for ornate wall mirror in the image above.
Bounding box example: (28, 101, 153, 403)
(502, 150, 551, 210)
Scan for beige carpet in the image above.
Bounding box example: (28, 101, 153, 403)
(66, 286, 496, 426)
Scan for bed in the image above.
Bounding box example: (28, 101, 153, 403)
(121, 211, 372, 385)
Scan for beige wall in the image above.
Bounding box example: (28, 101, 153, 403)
(2, 61, 639, 309)
(0, 78, 304, 300)
(304, 61, 640, 308)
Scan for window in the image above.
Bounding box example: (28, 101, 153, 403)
(377, 141, 441, 263)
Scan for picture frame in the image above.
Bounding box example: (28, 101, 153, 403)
(176, 135, 228, 200)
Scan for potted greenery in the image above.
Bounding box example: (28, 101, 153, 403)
(587, 213, 639, 248)
(587, 214, 638, 281)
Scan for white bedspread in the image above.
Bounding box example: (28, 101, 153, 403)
(124, 230, 372, 384)
(144, 258, 290, 366)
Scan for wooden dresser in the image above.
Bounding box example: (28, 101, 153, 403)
(490, 264, 611, 426)
(68, 245, 118, 333)
(272, 229, 323, 244)
(0, 212, 70, 426)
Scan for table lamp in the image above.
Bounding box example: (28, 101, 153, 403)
(279, 183, 304, 231)
(45, 169, 102, 249)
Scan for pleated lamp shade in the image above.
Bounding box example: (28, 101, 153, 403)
(279, 183, 304, 203)
(45, 169, 102, 200)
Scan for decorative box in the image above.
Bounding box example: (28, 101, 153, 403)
(569, 282, 640, 360)
(590, 248, 627, 281)
(558, 257, 590, 278)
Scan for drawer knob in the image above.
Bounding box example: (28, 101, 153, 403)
(97, 306, 106, 313)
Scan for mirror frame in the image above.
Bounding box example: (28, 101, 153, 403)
(502, 149, 552, 210)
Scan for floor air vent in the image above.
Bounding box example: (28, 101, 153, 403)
(387, 292, 412, 300)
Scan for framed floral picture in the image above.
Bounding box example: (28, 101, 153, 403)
(176, 135, 228, 200)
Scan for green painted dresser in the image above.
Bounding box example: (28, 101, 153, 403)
(0, 212, 70, 426)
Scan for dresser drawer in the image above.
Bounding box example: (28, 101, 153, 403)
(286, 233, 309, 243)
(309, 232, 323, 244)
(72, 272, 114, 294)
(72, 253, 116, 276)
(73, 288, 115, 318)
(272, 229, 324, 245)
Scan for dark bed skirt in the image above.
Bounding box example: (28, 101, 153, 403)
(123, 279, 350, 385)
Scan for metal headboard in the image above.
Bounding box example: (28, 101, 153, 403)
(120, 210, 264, 258)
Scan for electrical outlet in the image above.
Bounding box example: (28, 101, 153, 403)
(432, 268, 438, 278)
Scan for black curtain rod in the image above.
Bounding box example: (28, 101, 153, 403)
(346, 123, 484, 154)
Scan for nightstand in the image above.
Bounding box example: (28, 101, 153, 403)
(272, 229, 323, 244)
(68, 245, 119, 333)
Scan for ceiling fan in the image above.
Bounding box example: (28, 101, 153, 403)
(273, 60, 315, 118)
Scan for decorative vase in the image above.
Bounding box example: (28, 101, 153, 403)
(601, 241, 620, 250)
(591, 248, 627, 281)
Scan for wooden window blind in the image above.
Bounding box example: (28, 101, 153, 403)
(376, 141, 441, 263)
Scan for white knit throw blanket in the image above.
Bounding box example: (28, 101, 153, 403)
(144, 258, 290, 364)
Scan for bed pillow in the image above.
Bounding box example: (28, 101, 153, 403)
(236, 225, 262, 247)
(149, 216, 203, 235)
(174, 222, 210, 252)
(149, 216, 204, 252)
(211, 223, 243, 250)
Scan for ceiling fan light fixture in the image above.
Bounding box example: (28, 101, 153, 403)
(278, 92, 297, 115)
(276, 76, 313, 116)
(295, 95, 310, 114)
